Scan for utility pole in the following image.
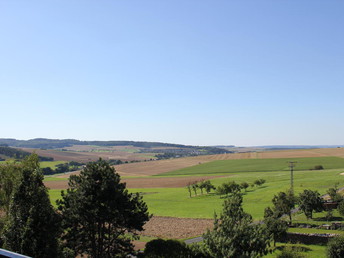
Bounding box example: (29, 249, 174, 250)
(288, 161, 297, 194)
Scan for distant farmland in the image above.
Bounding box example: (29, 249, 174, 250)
(114, 148, 344, 176)
(160, 156, 344, 176)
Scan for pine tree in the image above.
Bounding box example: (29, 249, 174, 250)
(58, 159, 150, 258)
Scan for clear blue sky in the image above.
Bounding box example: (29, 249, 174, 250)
(1, 1, 343, 146)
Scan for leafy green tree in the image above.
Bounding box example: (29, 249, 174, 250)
(240, 181, 249, 192)
(272, 190, 295, 224)
(327, 185, 342, 202)
(198, 180, 206, 195)
(216, 181, 241, 197)
(327, 235, 344, 258)
(203, 193, 270, 257)
(186, 182, 192, 197)
(298, 189, 324, 219)
(3, 154, 61, 257)
(263, 208, 288, 246)
(0, 162, 22, 215)
(203, 180, 216, 194)
(192, 182, 199, 196)
(254, 179, 266, 187)
(57, 159, 150, 258)
(337, 201, 344, 217)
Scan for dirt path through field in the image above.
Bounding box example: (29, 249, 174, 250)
(45, 175, 227, 189)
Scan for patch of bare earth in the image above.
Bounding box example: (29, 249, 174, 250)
(141, 216, 213, 239)
(44, 175, 227, 189)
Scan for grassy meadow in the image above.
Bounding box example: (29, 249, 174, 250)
(49, 167, 344, 219)
(159, 157, 344, 176)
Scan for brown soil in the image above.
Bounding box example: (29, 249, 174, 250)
(44, 175, 227, 189)
(133, 241, 146, 251)
(141, 216, 213, 239)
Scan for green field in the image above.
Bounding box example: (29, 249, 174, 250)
(130, 168, 344, 219)
(45, 155, 344, 257)
(44, 176, 68, 181)
(49, 168, 344, 219)
(160, 157, 344, 176)
(40, 161, 66, 169)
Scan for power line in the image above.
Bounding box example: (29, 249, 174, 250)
(288, 161, 297, 194)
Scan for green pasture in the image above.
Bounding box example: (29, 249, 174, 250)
(40, 161, 66, 169)
(44, 176, 68, 181)
(130, 168, 344, 219)
(160, 157, 344, 176)
(49, 189, 63, 207)
(49, 168, 344, 219)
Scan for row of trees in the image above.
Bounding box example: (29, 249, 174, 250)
(186, 180, 216, 197)
(186, 178, 266, 197)
(216, 179, 266, 196)
(0, 155, 150, 257)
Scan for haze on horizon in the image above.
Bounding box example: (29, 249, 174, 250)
(1, 1, 343, 147)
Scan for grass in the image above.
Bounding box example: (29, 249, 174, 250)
(49, 189, 63, 207)
(130, 168, 344, 219)
(264, 243, 327, 257)
(40, 161, 67, 169)
(160, 157, 344, 176)
(288, 227, 344, 235)
(44, 176, 68, 181)
(48, 168, 344, 219)
(293, 209, 344, 225)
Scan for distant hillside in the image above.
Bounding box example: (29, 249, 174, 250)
(0, 146, 53, 161)
(0, 138, 201, 149)
(0, 138, 230, 158)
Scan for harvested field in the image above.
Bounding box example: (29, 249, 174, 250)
(21, 148, 154, 162)
(141, 216, 213, 239)
(47, 148, 344, 177)
(114, 148, 344, 176)
(45, 175, 226, 189)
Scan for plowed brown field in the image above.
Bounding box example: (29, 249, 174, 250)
(141, 216, 213, 239)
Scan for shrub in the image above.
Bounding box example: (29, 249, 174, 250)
(144, 239, 192, 258)
(338, 201, 344, 217)
(327, 236, 344, 258)
(313, 165, 324, 170)
(277, 245, 305, 258)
